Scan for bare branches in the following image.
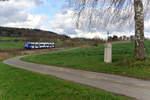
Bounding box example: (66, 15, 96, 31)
(67, 0, 150, 31)
(0, 0, 9, 1)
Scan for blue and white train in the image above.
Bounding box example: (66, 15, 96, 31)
(24, 42, 55, 49)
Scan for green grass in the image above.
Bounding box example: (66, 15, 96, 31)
(0, 61, 129, 100)
(55, 41, 64, 47)
(0, 42, 24, 49)
(22, 41, 150, 79)
(0, 36, 17, 40)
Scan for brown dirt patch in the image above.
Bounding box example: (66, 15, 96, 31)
(108, 40, 131, 44)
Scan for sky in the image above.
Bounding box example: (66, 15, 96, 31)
(0, 0, 150, 39)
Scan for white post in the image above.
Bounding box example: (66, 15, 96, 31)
(104, 43, 112, 63)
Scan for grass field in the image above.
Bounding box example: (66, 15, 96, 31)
(0, 36, 18, 40)
(22, 41, 150, 79)
(0, 42, 24, 49)
(0, 58, 129, 100)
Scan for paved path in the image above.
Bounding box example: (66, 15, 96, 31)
(3, 56, 150, 100)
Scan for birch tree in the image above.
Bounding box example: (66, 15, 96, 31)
(67, 0, 150, 60)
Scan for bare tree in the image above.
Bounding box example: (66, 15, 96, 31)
(67, 0, 150, 60)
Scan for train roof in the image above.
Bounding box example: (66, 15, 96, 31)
(25, 42, 55, 44)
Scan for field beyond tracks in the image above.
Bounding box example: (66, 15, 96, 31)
(0, 41, 24, 50)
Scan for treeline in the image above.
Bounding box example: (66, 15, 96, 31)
(107, 35, 150, 41)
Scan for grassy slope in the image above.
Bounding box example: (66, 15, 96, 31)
(0, 42, 24, 49)
(22, 41, 150, 79)
(0, 60, 129, 100)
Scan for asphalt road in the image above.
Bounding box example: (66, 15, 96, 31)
(3, 56, 150, 100)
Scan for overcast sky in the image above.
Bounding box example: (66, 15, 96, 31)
(0, 0, 150, 39)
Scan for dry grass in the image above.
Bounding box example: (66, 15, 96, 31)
(0, 49, 57, 60)
(0, 53, 10, 59)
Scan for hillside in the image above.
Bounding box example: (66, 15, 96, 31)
(0, 26, 70, 40)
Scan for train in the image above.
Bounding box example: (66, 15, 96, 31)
(24, 42, 55, 49)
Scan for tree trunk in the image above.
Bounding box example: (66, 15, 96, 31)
(134, 0, 146, 60)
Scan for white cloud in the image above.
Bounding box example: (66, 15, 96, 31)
(50, 8, 150, 39)
(0, 0, 47, 29)
(70, 30, 108, 39)
(3, 14, 46, 29)
(50, 9, 107, 39)
(145, 19, 150, 32)
(50, 10, 75, 33)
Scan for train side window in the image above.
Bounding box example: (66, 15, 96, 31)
(31, 44, 34, 46)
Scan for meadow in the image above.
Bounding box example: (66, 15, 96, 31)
(22, 41, 150, 79)
(0, 59, 129, 100)
(0, 42, 24, 49)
